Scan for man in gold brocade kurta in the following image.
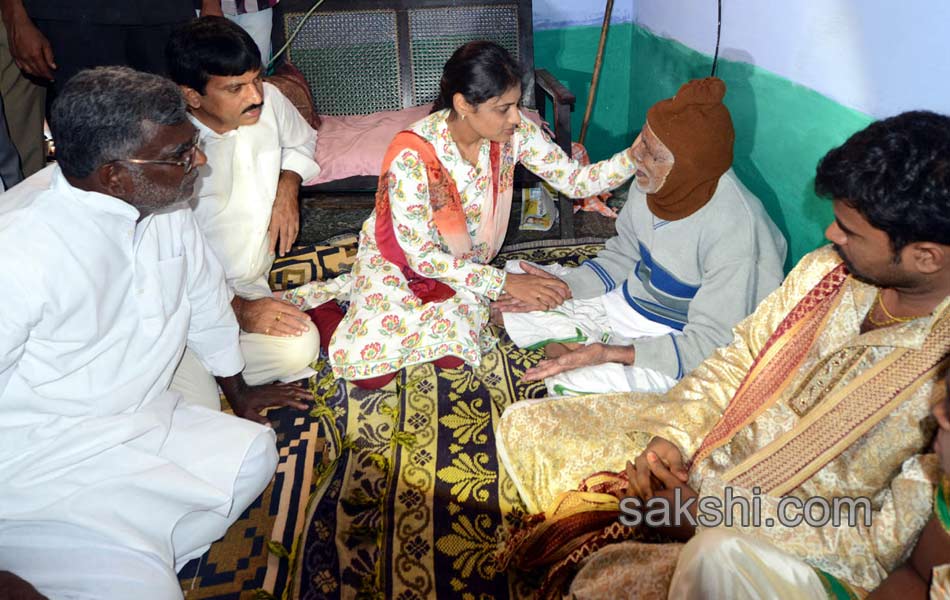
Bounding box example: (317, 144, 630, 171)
(495, 111, 950, 598)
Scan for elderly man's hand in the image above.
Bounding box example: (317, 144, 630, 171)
(491, 293, 544, 314)
(521, 342, 634, 382)
(229, 382, 311, 425)
(235, 296, 311, 336)
(519, 261, 569, 286)
(269, 170, 302, 257)
(5, 10, 56, 80)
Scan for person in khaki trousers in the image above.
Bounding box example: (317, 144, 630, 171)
(0, 0, 223, 186)
(0, 10, 45, 182)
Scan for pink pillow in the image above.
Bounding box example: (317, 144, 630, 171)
(309, 104, 434, 185)
(307, 105, 547, 186)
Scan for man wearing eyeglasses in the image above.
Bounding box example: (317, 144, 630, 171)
(165, 17, 324, 406)
(0, 66, 310, 598)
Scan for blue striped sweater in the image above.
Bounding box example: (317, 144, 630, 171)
(559, 169, 787, 379)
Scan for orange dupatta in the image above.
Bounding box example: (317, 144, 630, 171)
(374, 131, 507, 303)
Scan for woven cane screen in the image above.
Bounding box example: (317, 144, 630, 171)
(408, 5, 520, 106)
(284, 10, 400, 115)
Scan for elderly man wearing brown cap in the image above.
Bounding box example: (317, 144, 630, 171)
(501, 77, 787, 396)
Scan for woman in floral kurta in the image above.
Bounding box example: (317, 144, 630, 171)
(325, 109, 637, 382)
(282, 41, 639, 384)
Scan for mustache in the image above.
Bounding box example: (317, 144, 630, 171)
(243, 102, 264, 114)
(832, 244, 852, 269)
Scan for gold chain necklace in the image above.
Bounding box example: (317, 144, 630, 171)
(866, 290, 926, 327)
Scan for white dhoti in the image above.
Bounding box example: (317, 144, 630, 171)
(238, 322, 320, 385)
(0, 401, 278, 599)
(171, 323, 320, 410)
(502, 261, 679, 396)
(668, 529, 828, 599)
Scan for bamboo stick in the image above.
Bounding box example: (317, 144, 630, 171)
(579, 0, 615, 145)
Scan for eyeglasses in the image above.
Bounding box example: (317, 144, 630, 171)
(114, 132, 201, 173)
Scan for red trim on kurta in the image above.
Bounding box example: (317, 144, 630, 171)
(374, 131, 500, 304)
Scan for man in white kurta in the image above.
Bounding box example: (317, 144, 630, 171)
(0, 67, 308, 599)
(166, 17, 322, 408)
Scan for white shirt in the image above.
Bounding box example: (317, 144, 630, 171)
(0, 166, 253, 563)
(190, 82, 319, 299)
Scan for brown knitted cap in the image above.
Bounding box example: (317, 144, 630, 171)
(645, 77, 735, 220)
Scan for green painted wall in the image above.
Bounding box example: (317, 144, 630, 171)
(628, 26, 875, 270)
(536, 23, 876, 270)
(534, 23, 635, 162)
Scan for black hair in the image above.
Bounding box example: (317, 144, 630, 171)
(50, 66, 187, 179)
(432, 40, 524, 112)
(166, 16, 262, 94)
(815, 110, 950, 252)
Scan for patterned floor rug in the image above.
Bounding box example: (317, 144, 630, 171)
(179, 238, 606, 600)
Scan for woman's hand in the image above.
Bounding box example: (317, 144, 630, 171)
(502, 269, 570, 311)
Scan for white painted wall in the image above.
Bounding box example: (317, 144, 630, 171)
(634, 0, 950, 118)
(533, 0, 635, 30)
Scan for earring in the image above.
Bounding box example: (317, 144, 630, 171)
(461, 113, 466, 121)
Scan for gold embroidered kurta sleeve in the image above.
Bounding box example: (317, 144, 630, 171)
(698, 453, 940, 591)
(496, 245, 950, 592)
(496, 247, 848, 513)
(625, 248, 842, 459)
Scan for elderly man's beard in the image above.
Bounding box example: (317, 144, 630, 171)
(635, 165, 672, 195)
(128, 168, 199, 218)
(638, 178, 664, 195)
